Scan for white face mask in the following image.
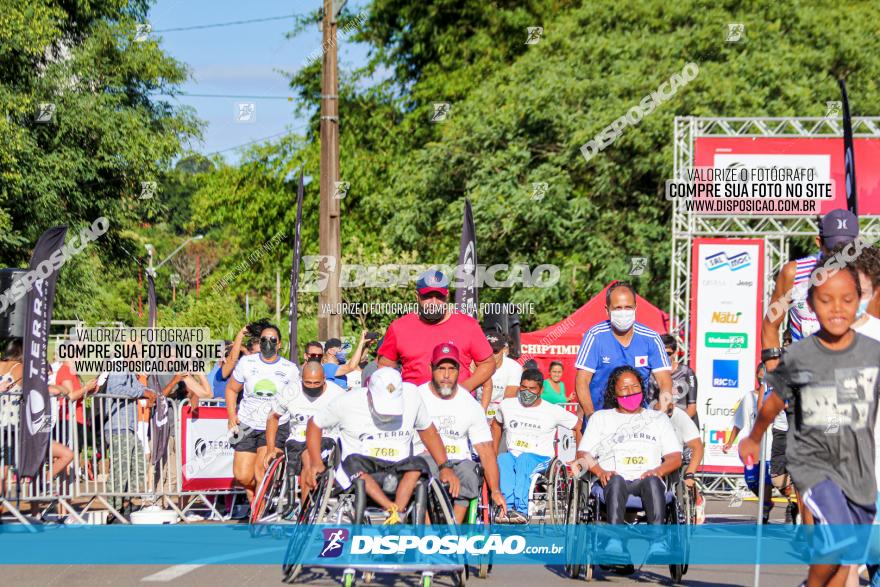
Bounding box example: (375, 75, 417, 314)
(609, 309, 636, 331)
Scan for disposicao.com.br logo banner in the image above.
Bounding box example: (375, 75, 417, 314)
(3, 525, 880, 566)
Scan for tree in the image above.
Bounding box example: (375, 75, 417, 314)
(0, 0, 200, 264)
(192, 0, 880, 334)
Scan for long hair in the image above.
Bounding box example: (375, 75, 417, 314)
(603, 365, 644, 410)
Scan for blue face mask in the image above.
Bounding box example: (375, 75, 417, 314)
(857, 298, 870, 319)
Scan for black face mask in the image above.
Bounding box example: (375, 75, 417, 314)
(418, 303, 445, 324)
(260, 340, 277, 359)
(302, 383, 323, 398)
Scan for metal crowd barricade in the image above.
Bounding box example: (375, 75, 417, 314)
(0, 390, 84, 524)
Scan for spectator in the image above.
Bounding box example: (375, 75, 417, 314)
(207, 340, 234, 402)
(478, 331, 521, 419)
(359, 336, 386, 388)
(574, 281, 672, 419)
(0, 339, 23, 498)
(649, 334, 698, 424)
(542, 361, 568, 405)
(379, 269, 495, 391)
(303, 340, 324, 363)
(103, 371, 156, 516)
(322, 331, 374, 389)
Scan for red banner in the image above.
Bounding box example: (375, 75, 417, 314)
(694, 137, 880, 215)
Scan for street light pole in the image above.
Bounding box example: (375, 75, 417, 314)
(152, 235, 204, 274)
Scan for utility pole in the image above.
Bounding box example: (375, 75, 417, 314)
(276, 268, 281, 324)
(318, 0, 342, 339)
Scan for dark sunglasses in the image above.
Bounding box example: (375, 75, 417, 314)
(306, 353, 323, 360)
(260, 336, 278, 343)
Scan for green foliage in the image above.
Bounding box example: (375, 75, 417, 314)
(189, 0, 880, 335)
(11, 0, 880, 337)
(0, 0, 200, 324)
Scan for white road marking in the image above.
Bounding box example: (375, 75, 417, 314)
(141, 546, 285, 582)
(142, 565, 204, 582)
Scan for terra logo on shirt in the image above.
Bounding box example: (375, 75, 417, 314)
(712, 359, 739, 388)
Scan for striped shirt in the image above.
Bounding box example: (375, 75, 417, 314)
(788, 253, 820, 341)
(574, 321, 671, 411)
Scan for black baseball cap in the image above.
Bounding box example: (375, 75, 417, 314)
(819, 209, 859, 249)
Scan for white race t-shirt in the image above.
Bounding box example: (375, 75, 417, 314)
(730, 390, 775, 460)
(855, 316, 880, 486)
(271, 380, 345, 442)
(347, 369, 363, 391)
(479, 356, 521, 418)
(412, 383, 493, 460)
(312, 383, 432, 463)
(494, 397, 578, 457)
(668, 406, 699, 446)
(579, 408, 680, 480)
(232, 354, 300, 430)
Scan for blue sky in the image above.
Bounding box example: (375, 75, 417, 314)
(149, 0, 372, 162)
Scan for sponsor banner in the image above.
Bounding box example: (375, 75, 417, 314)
(690, 238, 764, 473)
(2, 525, 880, 565)
(19, 226, 68, 478)
(180, 405, 234, 490)
(455, 198, 478, 317)
(694, 137, 880, 215)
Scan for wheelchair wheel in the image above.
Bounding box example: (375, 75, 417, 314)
(563, 479, 582, 579)
(546, 459, 569, 524)
(428, 478, 456, 525)
(343, 570, 356, 587)
(476, 480, 493, 579)
(282, 469, 336, 584)
(666, 494, 686, 584)
(251, 455, 288, 528)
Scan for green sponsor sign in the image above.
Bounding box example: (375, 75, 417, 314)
(705, 332, 748, 348)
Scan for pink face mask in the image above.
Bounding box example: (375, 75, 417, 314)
(618, 392, 643, 412)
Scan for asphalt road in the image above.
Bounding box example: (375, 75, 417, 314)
(0, 498, 861, 587)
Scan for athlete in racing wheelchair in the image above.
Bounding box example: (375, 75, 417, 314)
(491, 368, 579, 523)
(414, 342, 507, 523)
(302, 366, 461, 524)
(288, 367, 464, 586)
(251, 361, 345, 525)
(567, 366, 686, 581)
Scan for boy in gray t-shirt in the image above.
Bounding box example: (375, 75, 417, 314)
(741, 257, 878, 585)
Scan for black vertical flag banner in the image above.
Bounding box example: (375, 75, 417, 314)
(455, 199, 478, 316)
(145, 270, 170, 470)
(147, 271, 157, 328)
(288, 168, 305, 364)
(18, 226, 68, 478)
(840, 79, 858, 215)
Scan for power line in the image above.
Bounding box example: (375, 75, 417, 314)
(206, 124, 311, 156)
(152, 13, 303, 33)
(159, 92, 295, 101)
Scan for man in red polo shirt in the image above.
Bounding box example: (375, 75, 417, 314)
(378, 270, 495, 391)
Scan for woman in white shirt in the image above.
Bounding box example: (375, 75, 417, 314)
(572, 366, 681, 531)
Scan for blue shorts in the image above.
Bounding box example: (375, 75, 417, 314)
(803, 479, 876, 560)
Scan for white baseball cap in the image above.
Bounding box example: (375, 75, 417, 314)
(367, 367, 405, 417)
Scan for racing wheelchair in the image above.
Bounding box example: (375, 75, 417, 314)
(563, 466, 692, 583)
(250, 438, 339, 529)
(282, 463, 465, 587)
(518, 426, 576, 523)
